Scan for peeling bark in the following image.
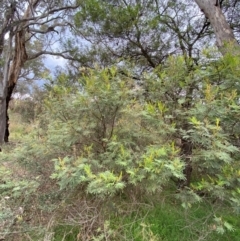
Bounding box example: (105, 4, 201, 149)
(0, 0, 40, 145)
(1, 2, 37, 145)
(0, 0, 79, 147)
(0, 32, 12, 145)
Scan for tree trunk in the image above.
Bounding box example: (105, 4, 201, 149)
(4, 83, 16, 142)
(194, 0, 238, 50)
(0, 1, 38, 146)
(0, 98, 6, 149)
(0, 6, 15, 146)
(1, 29, 28, 145)
(178, 139, 193, 188)
(0, 0, 79, 148)
(0, 32, 12, 146)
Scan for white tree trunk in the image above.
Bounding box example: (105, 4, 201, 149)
(0, 32, 12, 145)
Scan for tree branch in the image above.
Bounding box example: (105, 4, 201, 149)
(27, 50, 79, 62)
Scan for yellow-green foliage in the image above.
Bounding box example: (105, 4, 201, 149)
(46, 67, 185, 196)
(2, 52, 240, 240)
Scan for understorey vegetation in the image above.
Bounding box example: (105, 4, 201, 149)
(1, 50, 240, 240)
(1, 0, 240, 240)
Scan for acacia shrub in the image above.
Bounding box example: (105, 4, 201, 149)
(1, 52, 240, 237)
(45, 67, 185, 196)
(143, 52, 240, 212)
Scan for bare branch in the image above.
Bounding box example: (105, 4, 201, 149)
(27, 50, 79, 62)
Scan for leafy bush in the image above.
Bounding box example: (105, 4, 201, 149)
(45, 67, 185, 196)
(0, 162, 39, 240)
(2, 51, 240, 240)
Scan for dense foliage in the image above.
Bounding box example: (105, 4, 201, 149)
(1, 49, 240, 239)
(1, 1, 240, 240)
(48, 52, 240, 209)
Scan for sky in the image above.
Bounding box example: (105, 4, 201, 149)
(44, 55, 67, 71)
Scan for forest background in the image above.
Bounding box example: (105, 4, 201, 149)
(1, 0, 240, 240)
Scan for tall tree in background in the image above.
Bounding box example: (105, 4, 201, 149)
(194, 0, 239, 51)
(0, 0, 79, 146)
(72, 0, 240, 70)
(71, 0, 212, 70)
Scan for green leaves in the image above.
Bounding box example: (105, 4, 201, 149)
(213, 216, 235, 234)
(44, 66, 189, 196)
(4, 49, 240, 228)
(35, 52, 240, 207)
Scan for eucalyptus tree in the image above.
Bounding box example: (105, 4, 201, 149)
(0, 0, 79, 146)
(72, 0, 240, 70)
(71, 0, 212, 71)
(194, 0, 240, 51)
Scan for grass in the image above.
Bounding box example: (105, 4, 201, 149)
(8, 111, 34, 141)
(53, 225, 81, 241)
(51, 199, 240, 241)
(116, 200, 240, 241)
